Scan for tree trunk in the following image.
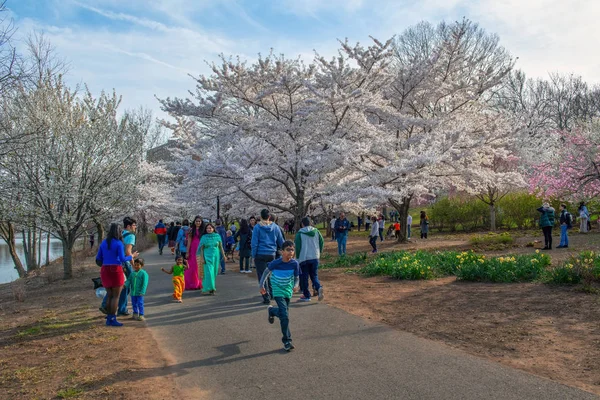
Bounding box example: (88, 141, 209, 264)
(22, 229, 30, 270)
(30, 226, 38, 271)
(489, 203, 496, 231)
(62, 233, 76, 279)
(0, 222, 27, 278)
(293, 193, 306, 232)
(389, 195, 412, 243)
(95, 219, 104, 244)
(37, 227, 43, 268)
(45, 231, 50, 266)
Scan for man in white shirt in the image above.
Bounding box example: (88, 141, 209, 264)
(407, 214, 413, 240)
(330, 215, 337, 241)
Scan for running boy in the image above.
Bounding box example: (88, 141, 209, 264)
(259, 240, 299, 351)
(127, 258, 149, 321)
(161, 256, 188, 302)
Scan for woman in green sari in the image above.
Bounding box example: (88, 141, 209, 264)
(199, 223, 226, 295)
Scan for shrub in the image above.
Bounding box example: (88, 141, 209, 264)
(359, 249, 550, 283)
(360, 250, 464, 280)
(455, 251, 550, 282)
(429, 197, 488, 231)
(543, 251, 600, 285)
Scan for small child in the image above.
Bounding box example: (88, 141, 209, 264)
(161, 256, 188, 303)
(259, 240, 299, 352)
(225, 230, 235, 252)
(127, 258, 149, 321)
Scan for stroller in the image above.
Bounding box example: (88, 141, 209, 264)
(224, 236, 236, 262)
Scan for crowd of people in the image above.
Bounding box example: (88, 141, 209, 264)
(95, 209, 326, 351)
(94, 203, 594, 348)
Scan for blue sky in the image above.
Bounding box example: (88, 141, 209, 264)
(7, 0, 600, 121)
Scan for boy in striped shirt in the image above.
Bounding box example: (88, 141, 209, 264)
(259, 240, 300, 351)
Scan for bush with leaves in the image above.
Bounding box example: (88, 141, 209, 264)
(543, 251, 600, 285)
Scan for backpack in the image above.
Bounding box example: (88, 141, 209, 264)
(566, 212, 573, 228)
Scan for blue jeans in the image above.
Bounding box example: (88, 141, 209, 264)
(300, 259, 322, 299)
(269, 297, 291, 344)
(131, 295, 145, 316)
(220, 254, 226, 273)
(101, 261, 132, 314)
(336, 235, 347, 256)
(379, 228, 384, 241)
(407, 225, 411, 239)
(559, 225, 569, 247)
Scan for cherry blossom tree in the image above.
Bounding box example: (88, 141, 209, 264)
(348, 19, 516, 241)
(530, 123, 600, 199)
(159, 39, 393, 228)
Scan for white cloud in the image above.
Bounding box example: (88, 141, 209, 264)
(9, 0, 599, 128)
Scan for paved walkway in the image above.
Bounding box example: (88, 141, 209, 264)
(139, 246, 597, 400)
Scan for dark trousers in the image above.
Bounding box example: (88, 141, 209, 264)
(369, 236, 377, 252)
(421, 231, 428, 239)
(220, 254, 226, 273)
(269, 297, 291, 344)
(255, 254, 274, 302)
(157, 235, 166, 252)
(131, 295, 145, 316)
(378, 228, 384, 241)
(300, 259, 322, 299)
(542, 226, 553, 249)
(239, 256, 250, 271)
(101, 261, 132, 314)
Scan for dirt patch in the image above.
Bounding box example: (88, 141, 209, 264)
(0, 260, 182, 400)
(319, 232, 600, 396)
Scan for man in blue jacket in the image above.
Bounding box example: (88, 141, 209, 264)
(252, 209, 284, 304)
(334, 212, 351, 256)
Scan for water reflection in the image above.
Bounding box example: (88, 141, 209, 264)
(0, 239, 65, 284)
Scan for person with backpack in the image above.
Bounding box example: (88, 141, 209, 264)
(557, 204, 572, 249)
(175, 219, 190, 260)
(234, 219, 252, 273)
(537, 202, 556, 250)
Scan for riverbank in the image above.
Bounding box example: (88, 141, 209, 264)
(0, 248, 179, 399)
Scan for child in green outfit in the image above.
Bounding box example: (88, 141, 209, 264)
(161, 256, 188, 302)
(127, 258, 149, 321)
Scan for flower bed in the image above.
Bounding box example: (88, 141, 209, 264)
(359, 250, 550, 282)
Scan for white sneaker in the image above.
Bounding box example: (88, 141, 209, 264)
(239, 270, 245, 273)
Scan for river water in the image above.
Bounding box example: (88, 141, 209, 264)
(0, 238, 66, 284)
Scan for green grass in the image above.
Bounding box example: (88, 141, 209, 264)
(321, 252, 368, 269)
(17, 327, 42, 337)
(469, 232, 514, 247)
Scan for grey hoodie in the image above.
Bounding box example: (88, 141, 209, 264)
(294, 226, 324, 263)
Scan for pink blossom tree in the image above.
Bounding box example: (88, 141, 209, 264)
(530, 125, 600, 199)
